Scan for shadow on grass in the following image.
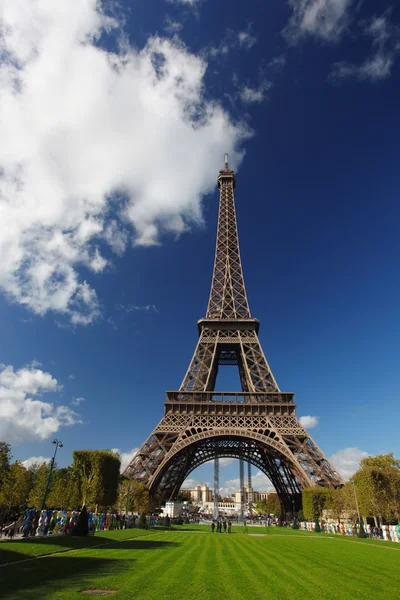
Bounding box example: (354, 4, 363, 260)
(1, 555, 128, 600)
(0, 536, 179, 565)
(1, 540, 181, 600)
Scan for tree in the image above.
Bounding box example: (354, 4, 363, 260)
(256, 499, 268, 514)
(73, 450, 121, 510)
(27, 462, 51, 508)
(0, 462, 30, 517)
(352, 454, 400, 524)
(262, 495, 281, 517)
(302, 487, 332, 521)
(47, 467, 79, 510)
(327, 487, 347, 521)
(0, 442, 12, 486)
(115, 478, 150, 514)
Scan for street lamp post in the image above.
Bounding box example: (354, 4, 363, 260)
(351, 481, 361, 523)
(351, 481, 366, 537)
(41, 439, 63, 511)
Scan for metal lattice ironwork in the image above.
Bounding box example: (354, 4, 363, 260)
(123, 157, 344, 511)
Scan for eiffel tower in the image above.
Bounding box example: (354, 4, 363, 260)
(124, 156, 344, 511)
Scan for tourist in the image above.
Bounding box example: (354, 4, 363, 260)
(223, 520, 227, 533)
(211, 521, 215, 532)
(228, 520, 232, 534)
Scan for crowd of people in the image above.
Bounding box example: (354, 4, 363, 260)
(0, 509, 135, 539)
(300, 521, 400, 542)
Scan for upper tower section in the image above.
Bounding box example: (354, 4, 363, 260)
(205, 155, 252, 321)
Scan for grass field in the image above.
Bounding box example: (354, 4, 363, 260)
(1, 526, 399, 600)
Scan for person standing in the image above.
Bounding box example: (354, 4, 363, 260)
(223, 520, 227, 533)
(211, 521, 215, 533)
(228, 520, 232, 534)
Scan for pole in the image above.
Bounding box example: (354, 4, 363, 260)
(41, 440, 62, 511)
(247, 462, 252, 515)
(213, 458, 219, 519)
(239, 460, 245, 520)
(352, 482, 361, 523)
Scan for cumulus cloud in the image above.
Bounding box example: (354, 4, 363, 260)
(22, 456, 51, 469)
(284, 0, 355, 43)
(220, 470, 275, 496)
(181, 477, 208, 489)
(329, 447, 369, 480)
(112, 448, 139, 472)
(299, 415, 319, 429)
(331, 14, 400, 82)
(0, 363, 80, 445)
(0, 0, 250, 325)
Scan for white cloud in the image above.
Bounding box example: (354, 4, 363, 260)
(68, 374, 75, 380)
(240, 85, 267, 104)
(207, 26, 257, 59)
(71, 396, 85, 406)
(167, 0, 201, 5)
(331, 14, 400, 82)
(284, 0, 354, 43)
(219, 457, 233, 467)
(181, 477, 207, 489)
(204, 457, 234, 468)
(299, 415, 319, 429)
(0, 0, 250, 325)
(164, 17, 183, 35)
(237, 26, 257, 50)
(252, 470, 275, 492)
(220, 470, 275, 496)
(112, 448, 139, 472)
(269, 55, 287, 71)
(115, 303, 158, 314)
(329, 447, 369, 480)
(22, 456, 51, 468)
(0, 363, 80, 445)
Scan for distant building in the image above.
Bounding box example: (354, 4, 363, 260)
(184, 483, 213, 503)
(180, 483, 273, 515)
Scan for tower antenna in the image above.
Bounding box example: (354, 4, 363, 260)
(224, 153, 228, 169)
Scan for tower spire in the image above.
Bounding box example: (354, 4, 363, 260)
(206, 160, 250, 320)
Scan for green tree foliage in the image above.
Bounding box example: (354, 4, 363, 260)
(352, 454, 400, 523)
(256, 495, 282, 517)
(0, 461, 30, 515)
(0, 442, 12, 486)
(115, 478, 150, 514)
(73, 450, 121, 510)
(27, 462, 51, 508)
(302, 487, 332, 521)
(256, 499, 268, 514)
(47, 467, 79, 510)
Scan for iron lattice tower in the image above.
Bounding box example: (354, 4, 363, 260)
(124, 156, 344, 511)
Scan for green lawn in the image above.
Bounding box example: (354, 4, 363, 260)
(1, 527, 400, 600)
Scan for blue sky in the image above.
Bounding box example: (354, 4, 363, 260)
(1, 0, 400, 495)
